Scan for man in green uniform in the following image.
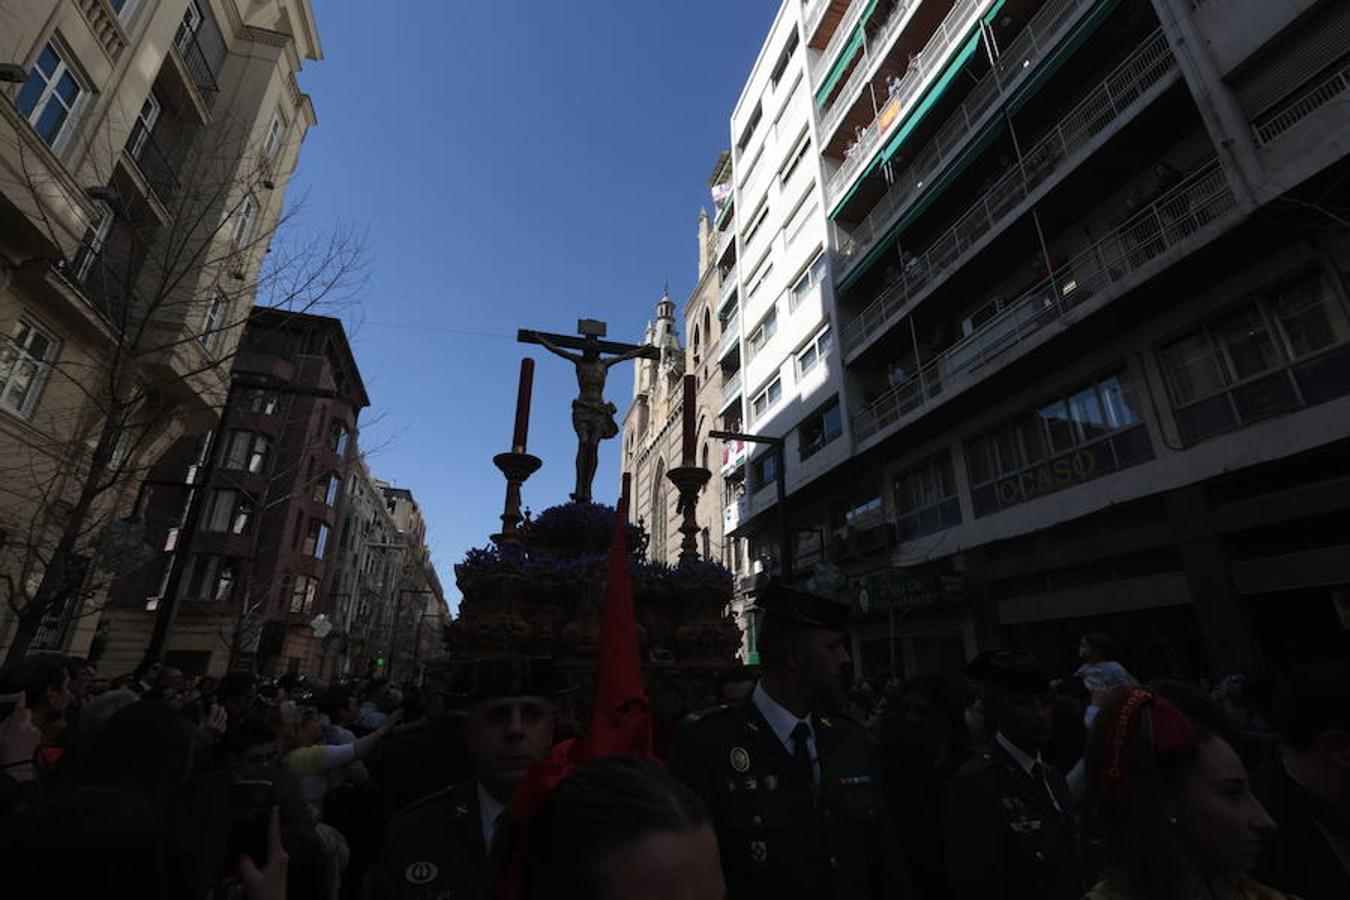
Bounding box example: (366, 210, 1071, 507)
(668, 580, 911, 899)
(944, 650, 1088, 900)
(363, 656, 569, 900)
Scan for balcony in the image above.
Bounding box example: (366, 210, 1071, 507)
(722, 368, 743, 401)
(122, 120, 183, 212)
(827, 0, 1103, 213)
(1252, 58, 1350, 147)
(842, 29, 1178, 357)
(824, 0, 988, 202)
(851, 161, 1242, 445)
(804, 0, 835, 41)
(810, 0, 874, 87)
(724, 494, 750, 531)
(817, 0, 925, 143)
(719, 313, 741, 357)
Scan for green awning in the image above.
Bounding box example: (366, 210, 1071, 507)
(814, 0, 882, 107)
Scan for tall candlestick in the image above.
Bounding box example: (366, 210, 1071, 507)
(511, 358, 534, 453)
(681, 374, 696, 465)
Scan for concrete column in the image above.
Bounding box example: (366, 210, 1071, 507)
(1150, 0, 1264, 206)
(1165, 485, 1256, 676)
(962, 547, 1004, 653)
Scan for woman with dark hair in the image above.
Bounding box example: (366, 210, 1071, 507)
(881, 675, 970, 900)
(1084, 684, 1287, 900)
(513, 755, 724, 900)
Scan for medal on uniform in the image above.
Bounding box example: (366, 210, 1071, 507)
(744, 776, 758, 791)
(405, 861, 438, 885)
(750, 841, 768, 864)
(764, 774, 778, 791)
(730, 746, 751, 772)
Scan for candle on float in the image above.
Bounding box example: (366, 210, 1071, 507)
(511, 358, 534, 453)
(681, 374, 696, 465)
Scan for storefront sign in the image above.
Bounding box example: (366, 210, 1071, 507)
(993, 444, 1107, 507)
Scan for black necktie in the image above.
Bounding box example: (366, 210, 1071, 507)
(1030, 762, 1058, 811)
(791, 720, 814, 784)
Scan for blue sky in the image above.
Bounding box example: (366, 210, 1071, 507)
(289, 2, 778, 608)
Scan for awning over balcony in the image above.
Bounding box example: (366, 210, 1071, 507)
(814, 0, 882, 106)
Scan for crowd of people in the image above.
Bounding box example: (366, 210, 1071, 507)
(0, 581, 1346, 900)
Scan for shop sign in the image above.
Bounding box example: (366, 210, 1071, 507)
(993, 444, 1108, 507)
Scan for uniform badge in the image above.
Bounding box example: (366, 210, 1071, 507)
(743, 776, 758, 791)
(405, 861, 438, 885)
(750, 841, 768, 864)
(764, 775, 778, 791)
(730, 746, 751, 772)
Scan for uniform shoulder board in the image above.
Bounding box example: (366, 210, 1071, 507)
(682, 703, 734, 724)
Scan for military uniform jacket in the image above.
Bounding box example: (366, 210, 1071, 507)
(943, 742, 1085, 900)
(362, 780, 488, 900)
(668, 699, 911, 900)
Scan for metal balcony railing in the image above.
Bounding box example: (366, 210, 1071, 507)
(827, 0, 1096, 213)
(722, 368, 743, 399)
(174, 27, 219, 111)
(841, 29, 1176, 354)
(719, 314, 741, 356)
(852, 161, 1240, 443)
(810, 0, 870, 86)
(60, 239, 130, 324)
(817, 0, 923, 141)
(125, 120, 182, 209)
(1252, 59, 1350, 146)
(824, 0, 986, 201)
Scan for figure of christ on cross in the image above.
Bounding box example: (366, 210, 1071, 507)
(519, 320, 659, 503)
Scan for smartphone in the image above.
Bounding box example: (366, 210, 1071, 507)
(226, 779, 275, 868)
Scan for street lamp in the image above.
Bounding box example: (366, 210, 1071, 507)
(708, 429, 791, 580)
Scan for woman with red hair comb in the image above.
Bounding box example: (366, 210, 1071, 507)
(1084, 683, 1290, 900)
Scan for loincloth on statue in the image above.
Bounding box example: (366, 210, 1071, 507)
(572, 398, 619, 440)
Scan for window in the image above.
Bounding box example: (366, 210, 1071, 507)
(750, 375, 782, 422)
(780, 133, 811, 185)
(220, 430, 270, 473)
(303, 519, 331, 559)
(313, 473, 339, 506)
(0, 320, 58, 418)
(199, 292, 227, 349)
(894, 453, 962, 540)
(751, 449, 781, 494)
(175, 0, 203, 53)
(965, 370, 1153, 516)
(237, 388, 278, 416)
(769, 28, 800, 88)
(108, 0, 141, 21)
(746, 307, 778, 360)
(70, 203, 112, 282)
(16, 41, 85, 148)
(743, 203, 770, 248)
(127, 92, 161, 160)
(201, 489, 254, 534)
(786, 198, 819, 249)
(1160, 273, 1350, 444)
(796, 326, 832, 377)
(736, 102, 762, 152)
(798, 397, 842, 460)
(328, 420, 349, 456)
(262, 112, 285, 157)
(232, 194, 260, 246)
(288, 574, 318, 614)
(789, 252, 828, 312)
(185, 554, 238, 602)
(746, 260, 774, 300)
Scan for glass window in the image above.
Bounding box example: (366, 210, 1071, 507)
(288, 575, 318, 614)
(1039, 399, 1076, 453)
(1271, 276, 1346, 358)
(1214, 306, 1283, 380)
(1013, 413, 1047, 464)
(966, 435, 994, 485)
(1068, 386, 1108, 442)
(993, 426, 1020, 475)
(262, 112, 285, 157)
(199, 293, 227, 349)
(328, 421, 349, 456)
(202, 490, 252, 534)
(798, 397, 842, 460)
(237, 389, 278, 416)
(232, 194, 260, 246)
(797, 326, 830, 376)
(0, 320, 58, 418)
(1161, 330, 1228, 406)
(17, 42, 84, 148)
(302, 519, 330, 558)
(751, 376, 782, 422)
(1099, 375, 1141, 428)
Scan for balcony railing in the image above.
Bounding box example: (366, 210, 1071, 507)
(852, 161, 1240, 443)
(824, 0, 987, 201)
(1253, 59, 1350, 146)
(722, 368, 743, 399)
(817, 0, 923, 141)
(173, 27, 219, 111)
(125, 120, 182, 209)
(59, 239, 131, 325)
(827, 0, 1097, 213)
(719, 314, 741, 356)
(842, 29, 1176, 354)
(810, 0, 870, 86)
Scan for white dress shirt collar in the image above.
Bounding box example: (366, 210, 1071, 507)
(995, 731, 1043, 777)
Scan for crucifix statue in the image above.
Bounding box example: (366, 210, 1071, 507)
(519, 319, 659, 503)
